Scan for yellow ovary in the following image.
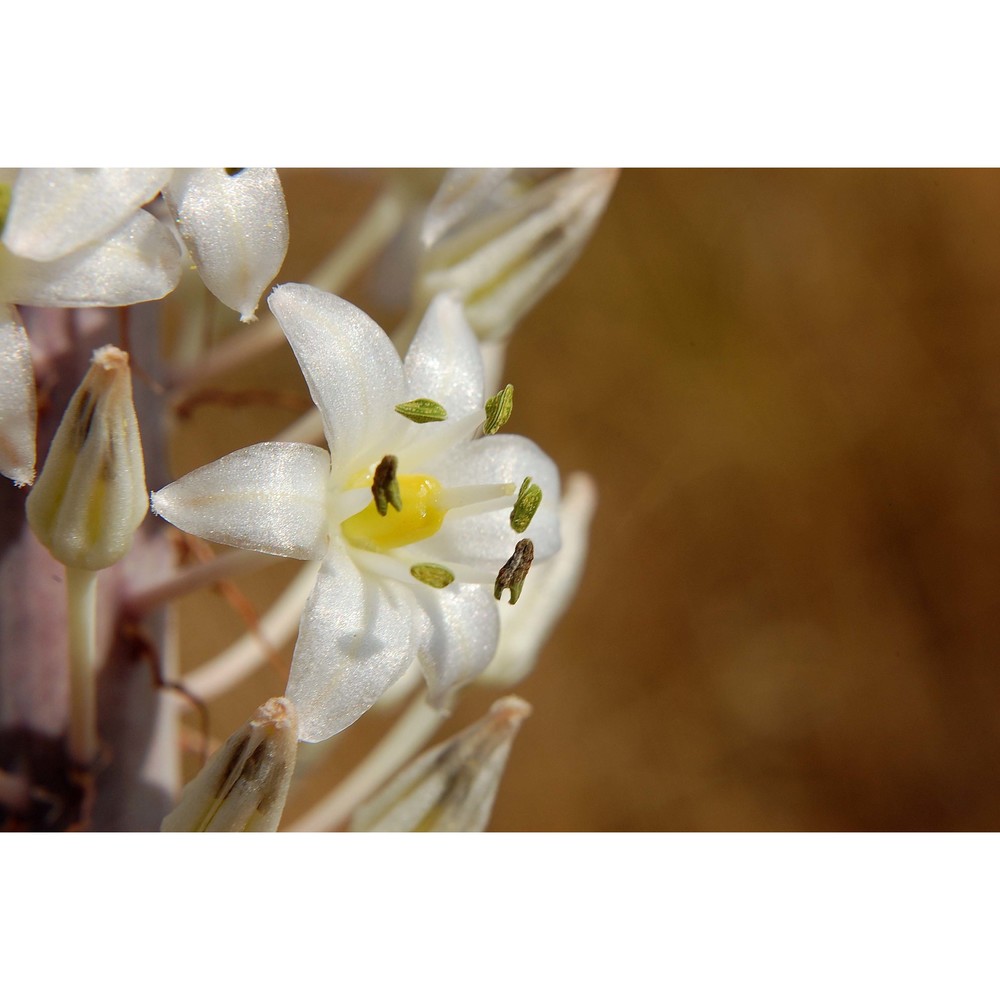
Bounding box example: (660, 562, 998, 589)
(342, 474, 446, 551)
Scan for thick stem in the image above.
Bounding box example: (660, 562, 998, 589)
(1, 304, 179, 831)
(65, 566, 98, 767)
(287, 693, 445, 832)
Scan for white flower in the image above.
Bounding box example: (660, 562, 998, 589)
(0, 168, 182, 308)
(151, 284, 561, 742)
(0, 168, 183, 486)
(0, 167, 289, 486)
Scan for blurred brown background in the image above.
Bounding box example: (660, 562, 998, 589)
(171, 169, 1000, 831)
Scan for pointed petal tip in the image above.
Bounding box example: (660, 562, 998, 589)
(7, 466, 36, 488)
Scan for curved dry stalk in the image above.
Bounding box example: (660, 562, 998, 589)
(124, 547, 276, 617)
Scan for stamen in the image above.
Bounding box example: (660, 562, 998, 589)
(395, 398, 448, 423)
(483, 384, 514, 435)
(510, 477, 542, 533)
(494, 538, 534, 605)
(410, 563, 455, 589)
(437, 481, 515, 515)
(372, 455, 402, 516)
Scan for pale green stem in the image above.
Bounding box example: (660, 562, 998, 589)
(123, 547, 276, 617)
(167, 188, 408, 393)
(287, 693, 445, 832)
(172, 273, 217, 368)
(66, 566, 99, 767)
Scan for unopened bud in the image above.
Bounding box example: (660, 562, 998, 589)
(26, 345, 147, 569)
(350, 696, 532, 832)
(415, 168, 618, 342)
(161, 697, 298, 832)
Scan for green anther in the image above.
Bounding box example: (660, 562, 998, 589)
(0, 183, 12, 235)
(494, 538, 534, 605)
(410, 563, 455, 589)
(372, 455, 402, 516)
(510, 477, 542, 533)
(483, 384, 514, 435)
(395, 398, 448, 423)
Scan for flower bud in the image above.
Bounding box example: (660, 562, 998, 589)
(161, 697, 298, 833)
(350, 696, 532, 832)
(413, 168, 618, 343)
(26, 345, 148, 570)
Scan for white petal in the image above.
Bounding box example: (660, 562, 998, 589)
(165, 168, 289, 322)
(286, 546, 419, 742)
(267, 284, 406, 473)
(151, 442, 330, 560)
(424, 434, 562, 568)
(0, 210, 181, 308)
(3, 168, 171, 261)
(412, 582, 500, 708)
(403, 293, 485, 422)
(0, 304, 36, 486)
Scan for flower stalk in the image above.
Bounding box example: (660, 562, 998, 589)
(25, 343, 148, 773)
(65, 565, 99, 767)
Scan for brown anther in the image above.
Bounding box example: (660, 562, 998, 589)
(372, 455, 402, 516)
(494, 537, 534, 605)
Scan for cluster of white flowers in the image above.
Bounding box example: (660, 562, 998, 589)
(0, 167, 616, 832)
(0, 168, 288, 486)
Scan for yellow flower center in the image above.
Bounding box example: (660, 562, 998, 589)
(341, 473, 446, 551)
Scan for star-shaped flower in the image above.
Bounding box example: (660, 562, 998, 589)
(151, 284, 560, 742)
